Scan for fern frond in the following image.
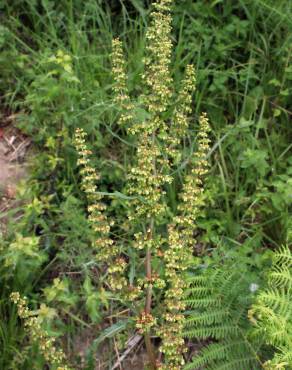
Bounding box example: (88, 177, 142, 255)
(184, 341, 261, 370)
(273, 246, 292, 268)
(185, 286, 213, 298)
(184, 342, 229, 369)
(185, 309, 228, 326)
(184, 324, 239, 340)
(270, 267, 292, 289)
(208, 355, 261, 370)
(274, 346, 292, 364)
(258, 289, 292, 319)
(185, 297, 219, 308)
(186, 275, 207, 285)
(250, 245, 292, 368)
(183, 258, 261, 370)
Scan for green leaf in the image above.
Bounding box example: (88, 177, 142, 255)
(85, 293, 101, 323)
(280, 89, 289, 96)
(92, 320, 131, 346)
(268, 78, 281, 87)
(240, 149, 269, 177)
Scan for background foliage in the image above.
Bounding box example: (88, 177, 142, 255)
(0, 0, 291, 369)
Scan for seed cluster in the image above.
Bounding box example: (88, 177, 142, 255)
(136, 311, 157, 333)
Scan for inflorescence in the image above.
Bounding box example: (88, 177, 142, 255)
(10, 292, 69, 369)
(159, 113, 211, 369)
(74, 0, 211, 368)
(74, 128, 127, 292)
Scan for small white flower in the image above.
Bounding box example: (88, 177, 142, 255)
(249, 283, 259, 293)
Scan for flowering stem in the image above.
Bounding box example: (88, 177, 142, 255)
(144, 218, 157, 368)
(145, 218, 154, 314)
(145, 249, 152, 314)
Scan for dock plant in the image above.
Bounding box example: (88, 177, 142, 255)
(4, 0, 292, 369)
(74, 0, 211, 368)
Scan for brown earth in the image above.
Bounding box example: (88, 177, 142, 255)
(0, 117, 30, 232)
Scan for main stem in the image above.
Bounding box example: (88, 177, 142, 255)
(142, 126, 160, 368)
(144, 218, 156, 369)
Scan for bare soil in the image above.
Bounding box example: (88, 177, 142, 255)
(0, 116, 30, 231)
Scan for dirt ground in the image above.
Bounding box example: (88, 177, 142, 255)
(0, 115, 30, 231)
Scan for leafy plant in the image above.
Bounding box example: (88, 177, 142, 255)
(249, 246, 292, 369)
(184, 249, 264, 370)
(74, 1, 212, 368)
(10, 292, 70, 370)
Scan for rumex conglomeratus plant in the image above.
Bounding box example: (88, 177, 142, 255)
(74, 0, 211, 368)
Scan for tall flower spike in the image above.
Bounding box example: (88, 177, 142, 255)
(158, 224, 188, 369)
(176, 112, 211, 248)
(143, 0, 173, 111)
(126, 0, 174, 219)
(128, 133, 172, 221)
(10, 292, 69, 369)
(141, 0, 173, 136)
(111, 1, 210, 368)
(111, 38, 134, 130)
(74, 128, 126, 291)
(167, 65, 196, 161)
(160, 112, 211, 369)
(121, 2, 174, 366)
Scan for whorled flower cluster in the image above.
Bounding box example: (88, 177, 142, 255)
(75, 0, 211, 368)
(10, 292, 69, 370)
(111, 0, 211, 368)
(176, 112, 211, 247)
(159, 113, 211, 369)
(143, 0, 173, 113)
(128, 134, 172, 221)
(111, 38, 134, 129)
(167, 65, 196, 161)
(158, 225, 188, 369)
(74, 128, 126, 291)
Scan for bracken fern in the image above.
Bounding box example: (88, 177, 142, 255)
(249, 246, 292, 369)
(184, 258, 263, 370)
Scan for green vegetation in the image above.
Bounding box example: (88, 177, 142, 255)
(184, 249, 264, 370)
(0, 0, 291, 369)
(250, 246, 292, 369)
